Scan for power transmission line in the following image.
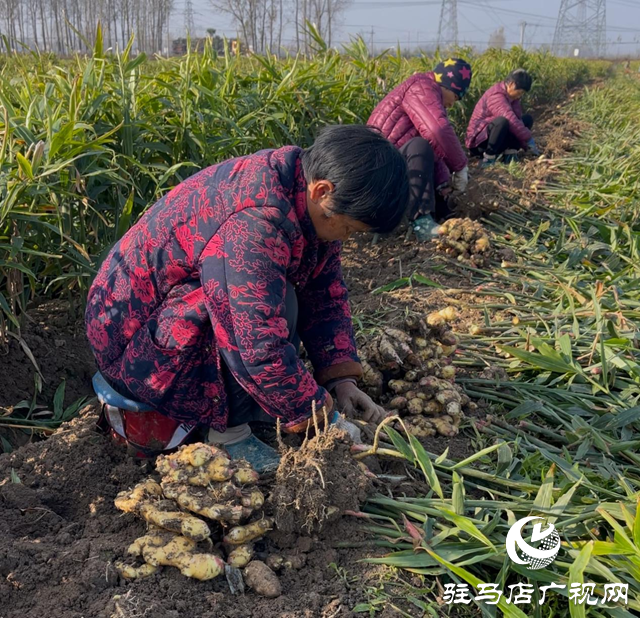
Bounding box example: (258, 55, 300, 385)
(184, 0, 195, 36)
(438, 0, 458, 47)
(553, 0, 607, 57)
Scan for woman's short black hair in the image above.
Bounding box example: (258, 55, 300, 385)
(506, 68, 533, 92)
(301, 125, 409, 234)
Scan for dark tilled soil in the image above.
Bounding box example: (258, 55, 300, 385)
(272, 424, 372, 535)
(0, 300, 96, 411)
(0, 91, 587, 618)
(341, 96, 584, 339)
(0, 409, 384, 618)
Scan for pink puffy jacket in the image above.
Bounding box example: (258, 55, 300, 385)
(466, 81, 531, 149)
(368, 72, 468, 186)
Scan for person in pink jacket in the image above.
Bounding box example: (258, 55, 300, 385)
(466, 69, 539, 165)
(368, 58, 472, 238)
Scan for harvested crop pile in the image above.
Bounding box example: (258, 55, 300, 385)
(270, 414, 372, 534)
(360, 311, 476, 438)
(115, 443, 272, 582)
(435, 218, 492, 267)
(0, 409, 386, 617)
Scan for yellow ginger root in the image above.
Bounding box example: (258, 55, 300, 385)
(114, 479, 163, 512)
(426, 307, 457, 327)
(127, 529, 168, 556)
(362, 327, 416, 370)
(139, 501, 211, 541)
(407, 398, 424, 415)
(115, 561, 160, 580)
(436, 218, 492, 267)
(173, 443, 228, 467)
(441, 365, 456, 380)
(161, 483, 248, 524)
(226, 544, 254, 568)
(404, 416, 436, 438)
(432, 415, 460, 437)
(388, 396, 408, 410)
(131, 532, 225, 580)
(265, 553, 306, 571)
(223, 517, 275, 546)
(360, 317, 476, 441)
(388, 379, 413, 394)
(233, 460, 260, 485)
(161, 481, 264, 524)
(156, 449, 235, 486)
(423, 400, 443, 415)
(115, 481, 211, 541)
(361, 359, 384, 392)
(241, 487, 265, 509)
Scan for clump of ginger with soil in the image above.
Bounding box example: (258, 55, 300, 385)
(270, 411, 372, 535)
(360, 309, 476, 438)
(435, 218, 492, 268)
(113, 431, 372, 597)
(114, 443, 274, 587)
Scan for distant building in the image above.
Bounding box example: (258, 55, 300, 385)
(171, 37, 240, 56)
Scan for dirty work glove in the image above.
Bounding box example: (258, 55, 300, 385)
(451, 165, 469, 193)
(333, 380, 387, 424)
(526, 137, 540, 156)
(412, 214, 441, 241)
(330, 411, 363, 444)
(436, 182, 452, 196)
(224, 434, 280, 474)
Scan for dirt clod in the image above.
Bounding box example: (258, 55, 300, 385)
(270, 421, 371, 534)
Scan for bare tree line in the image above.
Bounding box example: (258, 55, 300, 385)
(207, 0, 350, 53)
(0, 0, 172, 53)
(0, 0, 349, 54)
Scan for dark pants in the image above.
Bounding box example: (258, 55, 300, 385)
(222, 281, 299, 427)
(472, 115, 534, 157)
(399, 137, 451, 221)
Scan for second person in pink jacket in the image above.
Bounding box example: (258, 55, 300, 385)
(466, 69, 539, 164)
(368, 58, 472, 238)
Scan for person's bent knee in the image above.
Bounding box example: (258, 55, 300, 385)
(492, 116, 509, 129)
(401, 136, 435, 157)
(522, 114, 534, 129)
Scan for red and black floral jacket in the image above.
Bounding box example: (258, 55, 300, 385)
(85, 146, 363, 431)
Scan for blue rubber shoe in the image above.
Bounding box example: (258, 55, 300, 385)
(482, 154, 497, 168)
(225, 434, 281, 473)
(412, 215, 441, 241)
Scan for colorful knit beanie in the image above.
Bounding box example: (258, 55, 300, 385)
(433, 58, 472, 98)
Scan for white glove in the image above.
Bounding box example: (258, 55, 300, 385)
(331, 413, 363, 444)
(451, 166, 469, 193)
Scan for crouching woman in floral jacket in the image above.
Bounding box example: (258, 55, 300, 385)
(85, 125, 409, 470)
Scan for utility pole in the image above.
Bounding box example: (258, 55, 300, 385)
(370, 26, 375, 54)
(553, 0, 606, 57)
(437, 0, 458, 49)
(519, 21, 527, 47)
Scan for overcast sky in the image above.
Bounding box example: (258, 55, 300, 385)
(174, 0, 640, 55)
